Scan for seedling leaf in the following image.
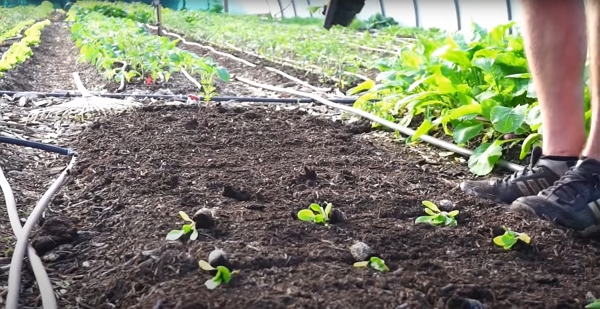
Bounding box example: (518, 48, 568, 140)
(182, 224, 193, 234)
(517, 232, 531, 244)
(310, 203, 322, 212)
(448, 210, 459, 217)
(190, 228, 199, 240)
(179, 211, 193, 222)
(204, 277, 221, 290)
(422, 200, 440, 212)
(325, 203, 333, 216)
(424, 208, 436, 216)
(199, 260, 215, 271)
(414, 216, 431, 224)
(217, 266, 232, 283)
(166, 229, 184, 240)
(353, 261, 370, 268)
(586, 300, 600, 309)
(369, 257, 389, 272)
(298, 209, 316, 221)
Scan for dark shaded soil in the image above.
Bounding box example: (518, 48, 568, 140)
(17, 104, 599, 309)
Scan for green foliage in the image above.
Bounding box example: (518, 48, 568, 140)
(297, 202, 333, 225)
(0, 1, 54, 34)
(353, 256, 389, 272)
(198, 260, 238, 290)
(166, 211, 199, 241)
(352, 22, 553, 175)
(0, 20, 50, 77)
(414, 200, 459, 226)
(493, 226, 531, 250)
(67, 6, 229, 94)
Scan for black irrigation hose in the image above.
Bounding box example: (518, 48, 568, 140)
(0, 137, 75, 156)
(0, 91, 377, 105)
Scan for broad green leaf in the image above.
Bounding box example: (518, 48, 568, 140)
(414, 216, 432, 224)
(446, 103, 482, 120)
(490, 105, 527, 134)
(520, 133, 541, 160)
(297, 209, 315, 221)
(422, 200, 440, 212)
(468, 142, 504, 175)
(166, 229, 184, 240)
(182, 224, 193, 234)
(199, 260, 215, 271)
(447, 210, 459, 217)
(216, 66, 230, 82)
(217, 266, 232, 283)
(179, 211, 192, 222)
(309, 203, 322, 212)
(453, 120, 483, 144)
(314, 214, 325, 223)
(348, 79, 375, 95)
(204, 278, 221, 290)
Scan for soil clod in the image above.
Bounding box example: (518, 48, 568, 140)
(350, 241, 376, 262)
(31, 216, 77, 255)
(192, 208, 216, 229)
(222, 185, 253, 201)
(446, 297, 484, 309)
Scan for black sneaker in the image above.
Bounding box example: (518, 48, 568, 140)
(460, 147, 574, 204)
(510, 158, 600, 235)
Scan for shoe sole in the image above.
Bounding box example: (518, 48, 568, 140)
(459, 182, 512, 204)
(510, 201, 600, 237)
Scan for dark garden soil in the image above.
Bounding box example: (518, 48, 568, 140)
(1, 19, 600, 309)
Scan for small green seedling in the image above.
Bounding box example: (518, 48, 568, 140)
(353, 256, 389, 272)
(198, 260, 238, 290)
(166, 211, 198, 241)
(414, 200, 459, 226)
(586, 299, 600, 308)
(493, 226, 531, 250)
(297, 202, 332, 225)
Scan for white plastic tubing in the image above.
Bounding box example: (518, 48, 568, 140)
(4, 155, 76, 309)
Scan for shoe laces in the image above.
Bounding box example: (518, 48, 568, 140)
(540, 167, 600, 202)
(499, 151, 542, 184)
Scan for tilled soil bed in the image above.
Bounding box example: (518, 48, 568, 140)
(18, 104, 600, 309)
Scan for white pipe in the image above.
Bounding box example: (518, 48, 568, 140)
(6, 155, 77, 309)
(0, 166, 57, 309)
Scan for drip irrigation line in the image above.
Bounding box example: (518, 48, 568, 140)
(0, 90, 370, 104)
(0, 136, 75, 156)
(235, 76, 525, 173)
(6, 155, 76, 309)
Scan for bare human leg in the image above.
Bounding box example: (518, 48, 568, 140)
(460, 0, 585, 205)
(510, 0, 600, 235)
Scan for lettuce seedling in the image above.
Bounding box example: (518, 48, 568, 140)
(297, 202, 332, 225)
(353, 256, 389, 272)
(198, 260, 238, 290)
(414, 200, 459, 226)
(166, 211, 198, 241)
(586, 299, 600, 308)
(493, 226, 531, 250)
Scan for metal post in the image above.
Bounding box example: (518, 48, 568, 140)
(306, 0, 312, 17)
(412, 0, 420, 27)
(152, 0, 163, 36)
(291, 0, 298, 17)
(454, 0, 461, 30)
(223, 0, 229, 13)
(378, 0, 386, 16)
(506, 0, 513, 34)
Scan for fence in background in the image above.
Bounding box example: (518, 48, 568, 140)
(229, 0, 523, 31)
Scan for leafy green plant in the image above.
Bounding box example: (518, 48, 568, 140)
(297, 202, 333, 225)
(166, 211, 198, 241)
(0, 20, 50, 77)
(198, 260, 238, 290)
(67, 8, 230, 90)
(414, 200, 459, 226)
(353, 256, 389, 272)
(493, 226, 531, 250)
